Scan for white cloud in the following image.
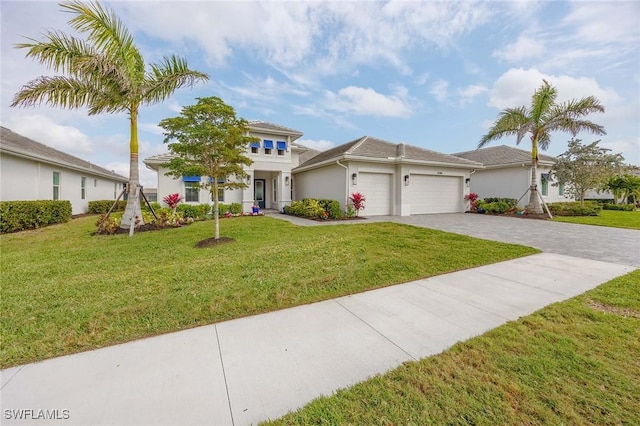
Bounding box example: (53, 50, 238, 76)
(4, 115, 94, 155)
(297, 139, 336, 152)
(488, 68, 621, 110)
(430, 80, 449, 103)
(324, 86, 412, 117)
(457, 84, 488, 105)
(492, 35, 545, 63)
(139, 123, 164, 136)
(562, 2, 640, 46)
(600, 138, 640, 166)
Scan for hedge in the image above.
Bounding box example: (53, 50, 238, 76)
(0, 200, 72, 233)
(602, 203, 636, 211)
(285, 198, 343, 219)
(176, 203, 211, 219)
(483, 198, 517, 208)
(547, 201, 601, 216)
(88, 200, 126, 214)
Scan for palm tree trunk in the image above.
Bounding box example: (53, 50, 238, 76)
(526, 139, 544, 214)
(120, 107, 144, 229)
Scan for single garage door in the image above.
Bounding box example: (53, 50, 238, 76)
(357, 172, 393, 215)
(409, 175, 462, 214)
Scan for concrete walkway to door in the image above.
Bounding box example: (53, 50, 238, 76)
(274, 212, 640, 267)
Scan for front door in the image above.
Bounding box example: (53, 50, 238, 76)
(254, 179, 266, 209)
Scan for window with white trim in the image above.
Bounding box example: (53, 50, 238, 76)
(53, 172, 60, 200)
(185, 182, 199, 202)
(81, 176, 87, 199)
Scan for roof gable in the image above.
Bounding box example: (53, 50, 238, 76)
(453, 145, 556, 166)
(248, 121, 303, 140)
(1, 126, 127, 181)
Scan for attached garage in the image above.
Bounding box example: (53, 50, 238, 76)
(409, 175, 463, 214)
(358, 172, 393, 215)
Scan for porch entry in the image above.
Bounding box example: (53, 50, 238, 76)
(254, 179, 266, 209)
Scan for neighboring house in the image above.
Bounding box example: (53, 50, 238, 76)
(293, 136, 482, 216)
(144, 121, 315, 212)
(0, 126, 128, 215)
(453, 145, 570, 206)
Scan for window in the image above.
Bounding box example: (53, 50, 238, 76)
(185, 182, 199, 202)
(94, 178, 98, 187)
(277, 141, 286, 156)
(273, 178, 277, 202)
(81, 176, 87, 200)
(264, 140, 273, 155)
(250, 141, 260, 154)
(53, 172, 60, 200)
(211, 177, 225, 202)
(558, 182, 565, 196)
(114, 183, 117, 198)
(541, 174, 548, 196)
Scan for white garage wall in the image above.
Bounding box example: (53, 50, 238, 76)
(294, 164, 347, 205)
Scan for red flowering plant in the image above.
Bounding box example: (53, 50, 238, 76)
(349, 192, 366, 217)
(162, 193, 183, 214)
(464, 192, 479, 212)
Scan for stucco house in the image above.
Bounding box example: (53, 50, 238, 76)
(144, 121, 316, 213)
(1, 126, 128, 215)
(293, 136, 482, 216)
(453, 145, 570, 206)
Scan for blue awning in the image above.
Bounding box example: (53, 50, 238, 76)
(277, 141, 287, 150)
(182, 175, 200, 182)
(264, 140, 274, 149)
(250, 142, 260, 148)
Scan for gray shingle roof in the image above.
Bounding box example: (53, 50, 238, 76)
(1, 126, 127, 181)
(453, 145, 556, 166)
(296, 136, 482, 169)
(248, 121, 303, 140)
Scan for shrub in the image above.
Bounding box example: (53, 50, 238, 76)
(483, 198, 517, 208)
(229, 202, 243, 215)
(285, 199, 341, 219)
(87, 200, 126, 214)
(162, 193, 183, 212)
(317, 199, 343, 219)
(177, 203, 210, 219)
(0, 200, 72, 233)
(483, 201, 510, 214)
(214, 203, 230, 214)
(303, 199, 325, 219)
(142, 201, 162, 213)
(349, 192, 366, 216)
(602, 203, 635, 211)
(95, 214, 120, 234)
(345, 204, 356, 218)
(548, 201, 601, 216)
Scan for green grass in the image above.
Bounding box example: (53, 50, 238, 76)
(266, 270, 640, 425)
(553, 209, 640, 230)
(0, 216, 537, 368)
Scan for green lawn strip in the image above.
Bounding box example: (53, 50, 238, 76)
(553, 209, 640, 230)
(266, 270, 640, 426)
(0, 216, 537, 368)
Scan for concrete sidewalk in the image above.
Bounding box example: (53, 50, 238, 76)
(1, 253, 634, 426)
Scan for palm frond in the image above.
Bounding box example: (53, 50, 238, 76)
(142, 55, 209, 105)
(15, 31, 96, 75)
(558, 96, 606, 118)
(61, 0, 144, 81)
(11, 76, 98, 109)
(529, 79, 557, 125)
(478, 106, 529, 148)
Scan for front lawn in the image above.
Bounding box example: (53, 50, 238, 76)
(0, 216, 537, 368)
(267, 269, 640, 425)
(553, 209, 640, 230)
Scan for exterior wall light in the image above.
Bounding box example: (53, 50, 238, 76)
(351, 173, 357, 185)
(285, 176, 290, 186)
(465, 178, 470, 187)
(404, 174, 410, 186)
(246, 174, 252, 184)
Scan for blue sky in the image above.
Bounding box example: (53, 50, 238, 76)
(2, 0, 639, 188)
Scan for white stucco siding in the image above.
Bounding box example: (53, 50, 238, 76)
(409, 174, 463, 214)
(294, 164, 346, 205)
(469, 167, 530, 205)
(1, 153, 123, 214)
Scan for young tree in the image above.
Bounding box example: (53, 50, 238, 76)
(11, 1, 208, 230)
(551, 139, 625, 206)
(604, 174, 640, 205)
(159, 97, 258, 240)
(479, 80, 606, 214)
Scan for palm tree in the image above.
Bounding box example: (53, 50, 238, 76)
(11, 0, 209, 230)
(478, 80, 606, 214)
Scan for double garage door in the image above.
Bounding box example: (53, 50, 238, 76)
(357, 172, 462, 216)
